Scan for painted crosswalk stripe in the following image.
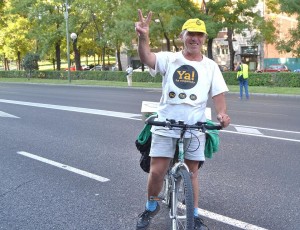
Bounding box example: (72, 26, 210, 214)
(0, 111, 19, 118)
(17, 151, 110, 182)
(222, 130, 300, 143)
(198, 208, 268, 230)
(234, 126, 263, 135)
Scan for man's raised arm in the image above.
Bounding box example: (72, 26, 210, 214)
(135, 9, 156, 69)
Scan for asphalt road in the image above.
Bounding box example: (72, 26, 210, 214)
(0, 83, 299, 230)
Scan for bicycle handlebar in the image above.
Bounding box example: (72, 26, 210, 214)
(145, 115, 222, 131)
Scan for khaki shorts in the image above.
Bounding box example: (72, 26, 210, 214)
(149, 133, 206, 161)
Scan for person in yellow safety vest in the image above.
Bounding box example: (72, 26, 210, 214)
(236, 62, 249, 100)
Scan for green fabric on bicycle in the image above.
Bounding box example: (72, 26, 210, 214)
(137, 124, 152, 145)
(137, 113, 156, 145)
(205, 119, 220, 159)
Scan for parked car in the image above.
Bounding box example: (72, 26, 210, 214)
(112, 65, 118, 71)
(112, 63, 119, 71)
(65, 65, 82, 71)
(81, 65, 90, 71)
(133, 66, 150, 72)
(90, 65, 102, 71)
(258, 64, 290, 73)
(293, 69, 300, 73)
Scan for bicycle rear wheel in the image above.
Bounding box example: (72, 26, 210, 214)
(171, 168, 194, 230)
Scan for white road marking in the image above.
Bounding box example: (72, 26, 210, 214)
(222, 130, 300, 143)
(1, 98, 299, 142)
(235, 126, 262, 135)
(177, 202, 268, 230)
(232, 123, 300, 134)
(198, 208, 268, 230)
(0, 99, 141, 120)
(17, 151, 110, 182)
(0, 111, 19, 118)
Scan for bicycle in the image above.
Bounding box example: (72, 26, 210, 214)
(145, 115, 222, 230)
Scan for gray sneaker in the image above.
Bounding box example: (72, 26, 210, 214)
(194, 216, 209, 230)
(136, 203, 160, 230)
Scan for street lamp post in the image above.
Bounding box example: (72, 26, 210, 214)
(70, 33, 77, 42)
(64, 0, 71, 83)
(70, 33, 77, 69)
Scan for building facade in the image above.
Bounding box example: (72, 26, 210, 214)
(211, 0, 299, 71)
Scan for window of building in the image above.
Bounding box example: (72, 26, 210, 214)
(218, 45, 229, 55)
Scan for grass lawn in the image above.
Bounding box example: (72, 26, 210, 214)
(227, 85, 300, 95)
(38, 57, 117, 71)
(0, 78, 300, 95)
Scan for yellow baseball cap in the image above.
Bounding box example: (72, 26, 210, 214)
(182, 18, 207, 34)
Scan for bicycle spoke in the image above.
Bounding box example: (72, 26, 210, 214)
(172, 168, 194, 230)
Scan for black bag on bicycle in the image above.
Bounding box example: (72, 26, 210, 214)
(135, 124, 152, 173)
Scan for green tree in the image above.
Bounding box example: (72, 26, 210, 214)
(204, 0, 260, 70)
(22, 52, 40, 79)
(7, 0, 66, 70)
(0, 0, 6, 69)
(28, 0, 66, 70)
(22, 52, 40, 70)
(277, 0, 300, 56)
(0, 7, 34, 70)
(1, 0, 285, 72)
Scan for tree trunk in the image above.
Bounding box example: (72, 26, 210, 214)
(207, 38, 214, 60)
(4, 56, 9, 71)
(116, 45, 122, 71)
(164, 33, 171, 51)
(72, 38, 81, 70)
(172, 39, 179, 52)
(227, 29, 236, 71)
(55, 41, 61, 70)
(52, 58, 56, 70)
(102, 47, 105, 68)
(17, 51, 21, 70)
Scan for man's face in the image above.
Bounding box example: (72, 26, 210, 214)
(182, 31, 206, 54)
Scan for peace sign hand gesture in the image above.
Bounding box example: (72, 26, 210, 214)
(135, 9, 152, 37)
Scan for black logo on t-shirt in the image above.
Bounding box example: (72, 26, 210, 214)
(173, 65, 198, 90)
(179, 93, 187, 99)
(190, 94, 197, 100)
(169, 91, 176, 98)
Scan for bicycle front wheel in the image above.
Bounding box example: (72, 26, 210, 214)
(159, 171, 172, 208)
(172, 167, 194, 230)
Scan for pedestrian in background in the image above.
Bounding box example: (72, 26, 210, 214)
(126, 65, 133, 86)
(236, 61, 249, 100)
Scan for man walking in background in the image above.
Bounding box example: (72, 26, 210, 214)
(126, 65, 133, 86)
(236, 61, 250, 100)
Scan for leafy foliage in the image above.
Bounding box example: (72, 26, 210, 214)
(22, 53, 40, 71)
(0, 0, 298, 69)
(277, 0, 300, 57)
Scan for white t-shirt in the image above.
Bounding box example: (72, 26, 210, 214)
(149, 51, 228, 138)
(126, 66, 133, 75)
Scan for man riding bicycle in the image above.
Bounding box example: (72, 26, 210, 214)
(135, 9, 231, 230)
